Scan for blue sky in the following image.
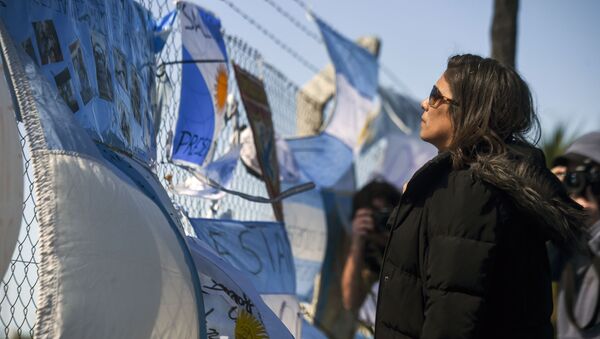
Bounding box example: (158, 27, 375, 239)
(194, 0, 600, 142)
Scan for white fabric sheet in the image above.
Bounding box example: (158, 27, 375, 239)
(40, 153, 200, 338)
(0, 55, 22, 278)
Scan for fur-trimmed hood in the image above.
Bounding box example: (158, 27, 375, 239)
(468, 142, 588, 251)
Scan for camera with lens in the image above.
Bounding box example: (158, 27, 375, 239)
(564, 159, 600, 197)
(372, 208, 393, 233)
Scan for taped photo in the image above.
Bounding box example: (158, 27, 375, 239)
(91, 31, 113, 101)
(54, 67, 79, 113)
(32, 20, 63, 65)
(21, 37, 38, 65)
(69, 39, 94, 104)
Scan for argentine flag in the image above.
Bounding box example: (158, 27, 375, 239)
(170, 2, 230, 168)
(287, 16, 379, 188)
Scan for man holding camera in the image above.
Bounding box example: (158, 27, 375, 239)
(551, 131, 600, 338)
(341, 180, 401, 337)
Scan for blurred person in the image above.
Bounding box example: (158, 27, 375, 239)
(550, 132, 600, 338)
(341, 180, 401, 337)
(375, 54, 586, 339)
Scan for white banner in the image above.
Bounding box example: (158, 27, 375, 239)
(191, 218, 296, 295)
(0, 54, 22, 279)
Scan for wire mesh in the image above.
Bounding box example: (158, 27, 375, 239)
(1, 1, 391, 338)
(1, 1, 329, 337)
(1, 123, 39, 339)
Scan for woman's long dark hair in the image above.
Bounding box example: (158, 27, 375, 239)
(444, 55, 587, 250)
(444, 54, 541, 168)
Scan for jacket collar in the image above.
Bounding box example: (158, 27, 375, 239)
(403, 151, 452, 199)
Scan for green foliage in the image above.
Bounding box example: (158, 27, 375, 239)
(541, 125, 574, 168)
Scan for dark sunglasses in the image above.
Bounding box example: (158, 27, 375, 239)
(429, 85, 459, 108)
(563, 161, 600, 197)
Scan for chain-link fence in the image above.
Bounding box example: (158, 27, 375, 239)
(1, 1, 385, 337)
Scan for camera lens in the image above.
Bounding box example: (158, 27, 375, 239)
(564, 172, 585, 196)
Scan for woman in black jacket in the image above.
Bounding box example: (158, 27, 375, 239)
(374, 54, 586, 339)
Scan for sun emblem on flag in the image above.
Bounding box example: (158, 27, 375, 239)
(235, 310, 269, 339)
(214, 65, 228, 112)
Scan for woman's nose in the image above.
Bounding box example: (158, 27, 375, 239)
(420, 98, 428, 111)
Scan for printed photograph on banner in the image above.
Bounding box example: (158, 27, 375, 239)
(21, 37, 38, 65)
(54, 68, 79, 113)
(118, 99, 131, 145)
(69, 39, 94, 105)
(233, 64, 282, 221)
(91, 31, 114, 102)
(130, 67, 142, 125)
(113, 47, 128, 92)
(32, 20, 63, 65)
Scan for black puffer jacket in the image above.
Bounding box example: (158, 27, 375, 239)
(375, 146, 586, 339)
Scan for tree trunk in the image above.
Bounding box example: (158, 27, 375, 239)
(491, 0, 519, 68)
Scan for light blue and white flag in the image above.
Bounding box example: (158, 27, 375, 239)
(153, 10, 177, 54)
(0, 15, 207, 337)
(362, 87, 436, 190)
(170, 2, 229, 168)
(281, 184, 327, 302)
(317, 17, 378, 149)
(187, 236, 294, 339)
(286, 16, 379, 188)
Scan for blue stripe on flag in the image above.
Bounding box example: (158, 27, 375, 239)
(286, 133, 353, 188)
(171, 47, 216, 166)
(315, 18, 378, 99)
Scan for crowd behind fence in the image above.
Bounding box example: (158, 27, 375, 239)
(1, 0, 386, 337)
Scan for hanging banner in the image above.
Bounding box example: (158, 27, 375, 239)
(316, 16, 379, 150)
(361, 87, 436, 189)
(187, 236, 294, 339)
(286, 16, 379, 188)
(361, 87, 422, 149)
(373, 133, 436, 190)
(313, 189, 357, 338)
(233, 63, 283, 221)
(0, 0, 157, 163)
(190, 218, 295, 295)
(281, 185, 328, 302)
(170, 2, 229, 168)
(0, 9, 208, 337)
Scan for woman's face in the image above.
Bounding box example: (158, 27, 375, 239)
(420, 73, 454, 151)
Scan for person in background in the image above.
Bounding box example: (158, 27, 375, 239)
(375, 54, 586, 339)
(550, 132, 600, 338)
(341, 180, 400, 338)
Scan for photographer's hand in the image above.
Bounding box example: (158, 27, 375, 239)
(342, 208, 374, 311)
(351, 208, 375, 247)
